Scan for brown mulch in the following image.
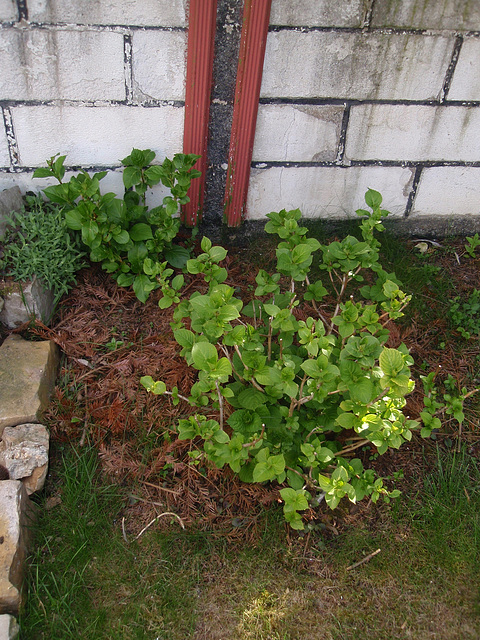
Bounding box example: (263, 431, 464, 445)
(14, 239, 480, 541)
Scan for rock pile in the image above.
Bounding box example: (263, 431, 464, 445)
(0, 334, 58, 638)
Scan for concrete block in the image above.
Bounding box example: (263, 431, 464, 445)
(0, 187, 23, 239)
(132, 31, 186, 101)
(252, 105, 343, 162)
(0, 615, 19, 640)
(412, 167, 480, 217)
(0, 0, 16, 22)
(28, 0, 187, 26)
(0, 173, 37, 196)
(0, 335, 59, 434)
(448, 38, 480, 102)
(371, 0, 480, 31)
(269, 0, 364, 27)
(261, 31, 453, 101)
(0, 29, 125, 101)
(0, 132, 9, 168)
(12, 105, 184, 166)
(0, 424, 49, 495)
(0, 481, 30, 615)
(346, 105, 480, 162)
(246, 166, 413, 220)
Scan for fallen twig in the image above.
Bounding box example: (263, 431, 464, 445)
(140, 479, 181, 495)
(133, 512, 185, 540)
(346, 548, 381, 571)
(121, 511, 185, 543)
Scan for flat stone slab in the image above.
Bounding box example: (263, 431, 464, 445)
(0, 482, 30, 615)
(0, 424, 49, 495)
(0, 335, 59, 435)
(0, 615, 19, 640)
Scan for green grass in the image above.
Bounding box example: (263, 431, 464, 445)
(20, 444, 480, 639)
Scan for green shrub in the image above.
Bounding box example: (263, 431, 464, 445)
(0, 194, 86, 306)
(141, 190, 467, 529)
(33, 149, 201, 302)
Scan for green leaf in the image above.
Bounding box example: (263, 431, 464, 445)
(123, 166, 142, 190)
(174, 329, 195, 349)
(212, 357, 232, 379)
(209, 246, 228, 262)
(33, 167, 55, 178)
(291, 244, 313, 264)
(350, 377, 375, 404)
(263, 303, 281, 317)
(130, 223, 154, 241)
(191, 342, 218, 370)
(365, 188, 382, 209)
(201, 236, 212, 252)
(113, 229, 130, 244)
(132, 274, 156, 302)
(379, 348, 404, 377)
(165, 245, 190, 269)
(280, 487, 309, 512)
(140, 376, 166, 395)
(64, 209, 84, 231)
(237, 388, 266, 410)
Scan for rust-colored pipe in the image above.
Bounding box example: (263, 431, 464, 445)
(223, 0, 272, 227)
(182, 0, 217, 226)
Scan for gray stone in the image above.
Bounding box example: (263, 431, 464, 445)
(0, 0, 17, 22)
(0, 277, 56, 328)
(0, 335, 59, 435)
(0, 30, 125, 103)
(246, 165, 413, 220)
(252, 105, 343, 162)
(0, 481, 31, 615)
(28, 0, 186, 27)
(371, 0, 480, 31)
(0, 188, 23, 240)
(0, 615, 19, 640)
(0, 424, 49, 495)
(412, 167, 480, 217)
(269, 0, 365, 27)
(448, 38, 480, 102)
(261, 31, 454, 101)
(345, 105, 480, 162)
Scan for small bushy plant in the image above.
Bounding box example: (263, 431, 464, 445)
(33, 149, 201, 302)
(0, 194, 86, 306)
(465, 233, 480, 259)
(448, 289, 480, 339)
(141, 190, 465, 529)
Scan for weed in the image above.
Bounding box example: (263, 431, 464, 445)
(465, 233, 480, 258)
(0, 195, 86, 307)
(449, 289, 480, 339)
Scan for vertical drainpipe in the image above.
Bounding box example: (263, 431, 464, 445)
(223, 0, 272, 227)
(182, 0, 218, 227)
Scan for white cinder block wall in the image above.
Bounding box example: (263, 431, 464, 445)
(1, 0, 480, 228)
(0, 0, 186, 202)
(248, 0, 480, 224)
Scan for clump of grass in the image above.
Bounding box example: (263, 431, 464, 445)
(0, 194, 86, 307)
(21, 444, 480, 639)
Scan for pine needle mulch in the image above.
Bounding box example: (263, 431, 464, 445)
(23, 239, 480, 541)
(27, 255, 283, 542)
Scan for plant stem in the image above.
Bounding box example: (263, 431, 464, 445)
(328, 273, 350, 334)
(215, 381, 224, 430)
